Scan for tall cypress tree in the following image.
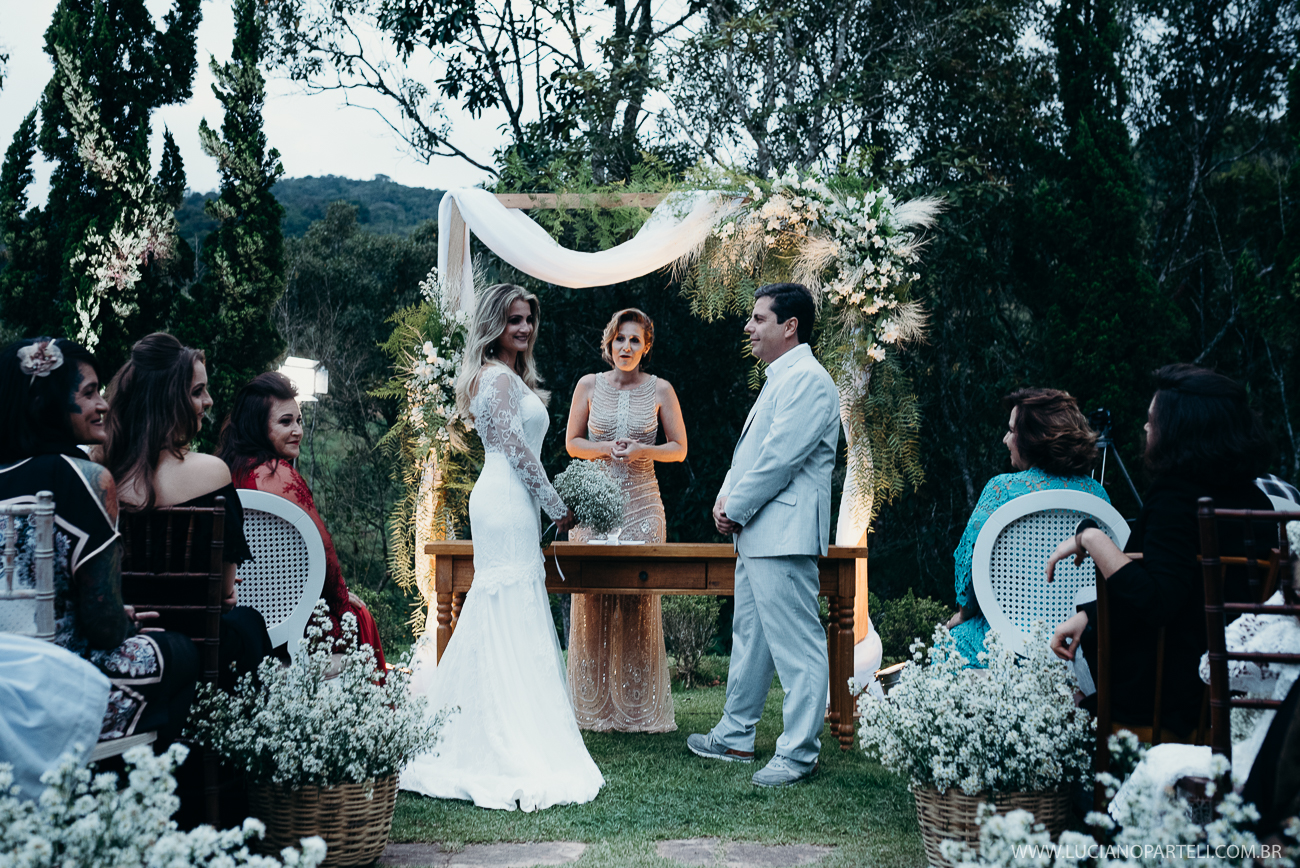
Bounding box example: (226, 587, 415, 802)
(1025, 0, 1183, 447)
(175, 0, 286, 416)
(0, 0, 200, 370)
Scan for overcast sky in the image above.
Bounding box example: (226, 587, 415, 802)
(0, 0, 500, 206)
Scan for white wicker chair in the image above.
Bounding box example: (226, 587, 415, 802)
(971, 489, 1130, 657)
(235, 489, 326, 649)
(1265, 493, 1300, 513)
(0, 491, 56, 639)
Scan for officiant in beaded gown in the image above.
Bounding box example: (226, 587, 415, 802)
(564, 309, 687, 732)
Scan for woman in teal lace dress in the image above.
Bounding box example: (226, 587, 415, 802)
(946, 388, 1107, 666)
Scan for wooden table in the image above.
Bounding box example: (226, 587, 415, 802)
(425, 541, 868, 750)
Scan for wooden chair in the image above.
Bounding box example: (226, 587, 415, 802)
(1199, 498, 1300, 778)
(1093, 498, 1297, 809)
(1092, 553, 1211, 807)
(234, 489, 326, 649)
(118, 498, 226, 825)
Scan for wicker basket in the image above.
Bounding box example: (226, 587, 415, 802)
(247, 775, 397, 867)
(912, 786, 1070, 868)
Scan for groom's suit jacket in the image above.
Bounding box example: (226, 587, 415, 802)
(718, 343, 841, 558)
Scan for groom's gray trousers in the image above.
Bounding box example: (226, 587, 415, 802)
(711, 552, 828, 765)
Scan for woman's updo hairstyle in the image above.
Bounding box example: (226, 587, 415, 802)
(1145, 364, 1271, 485)
(217, 372, 299, 484)
(1003, 388, 1099, 477)
(0, 337, 103, 462)
(600, 308, 655, 367)
(102, 333, 207, 508)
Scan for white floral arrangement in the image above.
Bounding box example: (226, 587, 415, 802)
(55, 48, 179, 350)
(708, 168, 939, 365)
(402, 267, 472, 449)
(187, 600, 445, 789)
(553, 459, 624, 536)
(943, 742, 1300, 867)
(856, 623, 1093, 795)
(0, 744, 326, 868)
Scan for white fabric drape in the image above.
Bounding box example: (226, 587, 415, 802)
(437, 187, 725, 314)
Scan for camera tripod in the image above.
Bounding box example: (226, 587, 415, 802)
(1089, 407, 1143, 510)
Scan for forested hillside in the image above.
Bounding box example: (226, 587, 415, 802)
(175, 174, 444, 245)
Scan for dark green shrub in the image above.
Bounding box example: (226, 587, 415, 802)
(355, 585, 420, 656)
(662, 595, 722, 688)
(870, 590, 953, 666)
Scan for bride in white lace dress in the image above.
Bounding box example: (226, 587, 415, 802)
(401, 283, 604, 811)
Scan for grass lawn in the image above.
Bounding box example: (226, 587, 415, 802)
(390, 668, 927, 868)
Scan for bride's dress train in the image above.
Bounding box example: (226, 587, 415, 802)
(401, 364, 604, 811)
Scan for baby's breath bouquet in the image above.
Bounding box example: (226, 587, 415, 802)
(187, 600, 445, 788)
(857, 622, 1093, 795)
(0, 744, 325, 867)
(944, 747, 1300, 867)
(553, 459, 624, 536)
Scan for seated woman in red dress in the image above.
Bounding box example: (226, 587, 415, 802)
(216, 372, 386, 669)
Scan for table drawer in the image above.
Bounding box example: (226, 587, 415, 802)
(581, 560, 707, 590)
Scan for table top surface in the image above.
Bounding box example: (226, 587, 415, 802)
(425, 540, 869, 559)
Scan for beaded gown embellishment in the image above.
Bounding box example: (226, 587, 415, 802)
(568, 373, 677, 732)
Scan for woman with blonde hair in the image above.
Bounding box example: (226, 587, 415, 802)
(401, 283, 603, 812)
(564, 307, 686, 731)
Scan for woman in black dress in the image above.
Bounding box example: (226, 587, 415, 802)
(101, 333, 271, 683)
(0, 336, 198, 742)
(1047, 364, 1273, 735)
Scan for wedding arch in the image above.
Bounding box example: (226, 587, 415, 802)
(389, 171, 942, 661)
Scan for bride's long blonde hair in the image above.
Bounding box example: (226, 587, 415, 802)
(455, 283, 549, 417)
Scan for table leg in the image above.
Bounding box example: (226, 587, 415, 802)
(435, 555, 453, 663)
(451, 591, 466, 629)
(436, 592, 452, 662)
(836, 594, 855, 750)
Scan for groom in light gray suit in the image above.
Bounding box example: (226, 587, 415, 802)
(687, 283, 841, 787)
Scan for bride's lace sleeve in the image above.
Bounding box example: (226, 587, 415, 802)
(471, 366, 568, 521)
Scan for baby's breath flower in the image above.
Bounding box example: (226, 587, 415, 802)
(553, 460, 624, 535)
(187, 599, 446, 790)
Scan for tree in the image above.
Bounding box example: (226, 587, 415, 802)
(1128, 0, 1298, 474)
(1022, 0, 1183, 459)
(175, 0, 287, 417)
(276, 203, 439, 589)
(663, 0, 955, 175)
(0, 0, 200, 370)
(267, 0, 703, 182)
(868, 0, 1058, 599)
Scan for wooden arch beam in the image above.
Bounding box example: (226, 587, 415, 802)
(494, 192, 667, 210)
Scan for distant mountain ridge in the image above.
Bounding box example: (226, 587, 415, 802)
(176, 174, 444, 244)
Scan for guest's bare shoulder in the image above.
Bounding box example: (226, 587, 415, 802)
(182, 452, 232, 485)
(154, 451, 232, 505)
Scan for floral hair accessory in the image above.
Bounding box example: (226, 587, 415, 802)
(17, 339, 64, 380)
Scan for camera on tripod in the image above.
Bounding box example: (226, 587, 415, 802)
(1088, 406, 1142, 509)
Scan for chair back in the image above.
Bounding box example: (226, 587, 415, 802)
(235, 489, 326, 649)
(1267, 493, 1300, 513)
(118, 500, 226, 685)
(1199, 497, 1300, 763)
(971, 489, 1129, 657)
(0, 491, 56, 640)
